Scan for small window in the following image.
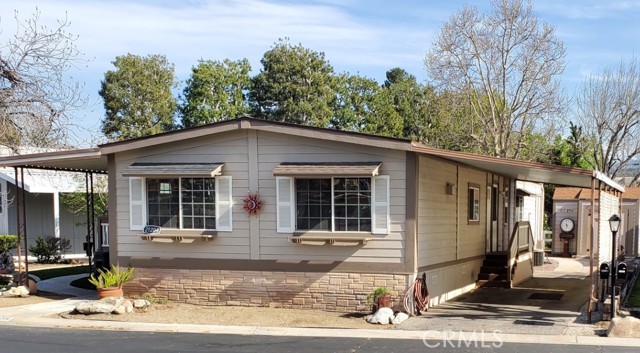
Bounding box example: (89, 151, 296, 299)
(468, 184, 480, 223)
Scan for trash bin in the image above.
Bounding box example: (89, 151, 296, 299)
(534, 251, 544, 266)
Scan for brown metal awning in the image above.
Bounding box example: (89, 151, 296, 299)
(272, 162, 382, 177)
(122, 163, 224, 177)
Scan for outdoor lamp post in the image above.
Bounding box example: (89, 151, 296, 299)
(609, 214, 620, 319)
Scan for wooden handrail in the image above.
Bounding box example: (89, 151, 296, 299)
(507, 221, 534, 285)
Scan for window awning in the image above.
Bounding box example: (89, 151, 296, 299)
(122, 163, 224, 177)
(272, 162, 382, 177)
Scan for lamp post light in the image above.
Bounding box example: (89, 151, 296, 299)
(609, 214, 620, 319)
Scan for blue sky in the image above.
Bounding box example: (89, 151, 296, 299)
(2, 0, 640, 146)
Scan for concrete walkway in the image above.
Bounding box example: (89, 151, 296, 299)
(397, 256, 600, 336)
(1, 261, 638, 347)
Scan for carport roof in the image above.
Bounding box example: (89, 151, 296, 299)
(411, 143, 623, 191)
(0, 118, 625, 191)
(0, 147, 107, 173)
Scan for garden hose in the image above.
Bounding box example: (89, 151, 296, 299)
(403, 272, 430, 316)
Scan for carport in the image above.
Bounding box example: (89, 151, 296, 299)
(411, 144, 624, 322)
(0, 148, 108, 285)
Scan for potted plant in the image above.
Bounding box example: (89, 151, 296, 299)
(366, 287, 392, 312)
(88, 264, 134, 299)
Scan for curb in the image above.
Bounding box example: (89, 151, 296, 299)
(4, 315, 639, 347)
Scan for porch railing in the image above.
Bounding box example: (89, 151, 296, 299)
(507, 221, 534, 283)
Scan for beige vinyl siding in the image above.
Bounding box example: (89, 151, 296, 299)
(255, 131, 406, 263)
(456, 166, 487, 259)
(417, 156, 457, 267)
(114, 130, 251, 260)
(114, 129, 407, 264)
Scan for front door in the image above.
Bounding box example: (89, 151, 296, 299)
(486, 185, 498, 253)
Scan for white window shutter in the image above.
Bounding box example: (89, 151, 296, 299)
(372, 175, 390, 234)
(276, 176, 294, 233)
(129, 177, 145, 231)
(216, 176, 233, 231)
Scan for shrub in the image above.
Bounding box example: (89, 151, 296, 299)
(0, 235, 18, 254)
(366, 287, 391, 305)
(28, 236, 72, 263)
(88, 264, 134, 289)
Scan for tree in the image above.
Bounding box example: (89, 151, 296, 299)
(59, 174, 108, 225)
(99, 54, 177, 141)
(180, 58, 251, 128)
(249, 39, 335, 127)
(547, 122, 594, 169)
(0, 9, 86, 152)
(575, 57, 640, 183)
(425, 0, 566, 160)
(383, 68, 434, 142)
(332, 73, 403, 138)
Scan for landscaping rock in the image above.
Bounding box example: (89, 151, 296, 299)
(113, 305, 126, 315)
(121, 299, 134, 313)
(607, 316, 640, 338)
(133, 299, 151, 309)
(100, 296, 125, 308)
(392, 312, 409, 324)
(366, 307, 394, 324)
(75, 300, 118, 315)
(7, 286, 29, 297)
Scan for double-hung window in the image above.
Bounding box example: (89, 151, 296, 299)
(126, 163, 232, 232)
(275, 168, 389, 234)
(468, 183, 480, 224)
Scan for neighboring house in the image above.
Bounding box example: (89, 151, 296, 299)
(552, 187, 640, 258)
(0, 118, 623, 311)
(0, 147, 88, 255)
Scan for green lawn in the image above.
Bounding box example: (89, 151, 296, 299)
(29, 265, 90, 280)
(627, 276, 640, 308)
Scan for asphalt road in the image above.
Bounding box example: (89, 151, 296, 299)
(0, 326, 635, 353)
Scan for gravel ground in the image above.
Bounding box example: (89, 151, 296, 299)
(0, 291, 72, 308)
(57, 303, 391, 329)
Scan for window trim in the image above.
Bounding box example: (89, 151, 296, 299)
(129, 175, 232, 232)
(468, 183, 481, 224)
(276, 175, 389, 235)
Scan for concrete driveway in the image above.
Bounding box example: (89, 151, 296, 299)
(398, 257, 605, 336)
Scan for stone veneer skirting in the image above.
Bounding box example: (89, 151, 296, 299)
(124, 268, 410, 312)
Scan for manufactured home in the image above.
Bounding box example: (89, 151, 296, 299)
(0, 118, 623, 311)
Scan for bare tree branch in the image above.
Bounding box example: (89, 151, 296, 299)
(425, 0, 566, 160)
(0, 8, 87, 152)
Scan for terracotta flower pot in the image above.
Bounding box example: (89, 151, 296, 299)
(97, 286, 123, 299)
(372, 293, 393, 312)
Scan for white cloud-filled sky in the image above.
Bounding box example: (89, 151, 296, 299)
(2, 0, 640, 145)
